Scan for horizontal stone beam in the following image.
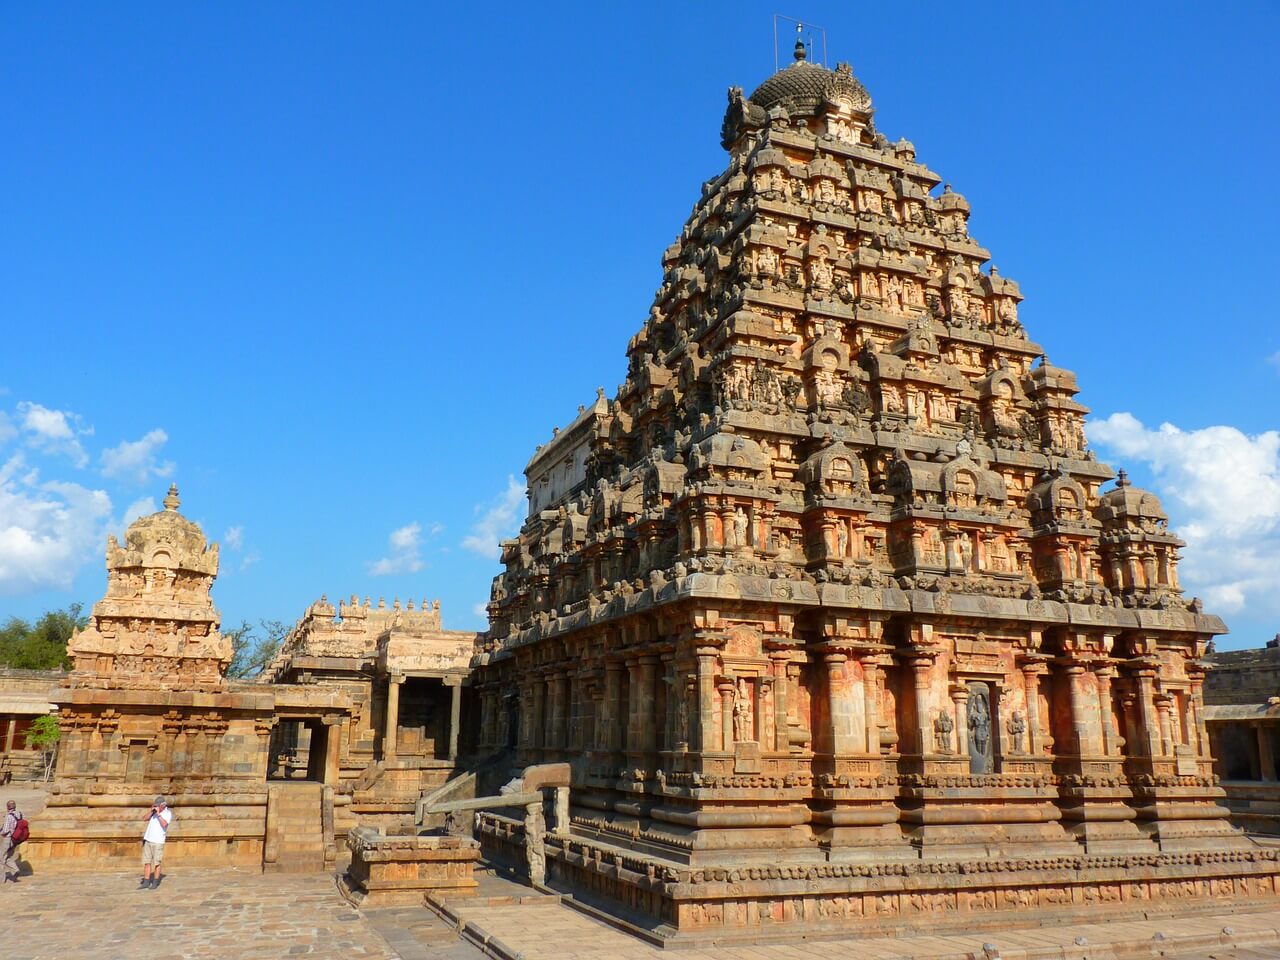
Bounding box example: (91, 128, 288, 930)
(425, 791, 541, 814)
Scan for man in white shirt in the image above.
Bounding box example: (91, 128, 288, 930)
(140, 795, 174, 890)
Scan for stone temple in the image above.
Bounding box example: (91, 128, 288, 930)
(469, 42, 1280, 936)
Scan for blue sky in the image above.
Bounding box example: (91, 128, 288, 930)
(1, 3, 1277, 648)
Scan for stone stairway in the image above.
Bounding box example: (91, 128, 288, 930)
(263, 782, 328, 873)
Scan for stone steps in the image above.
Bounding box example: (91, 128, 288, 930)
(263, 783, 328, 874)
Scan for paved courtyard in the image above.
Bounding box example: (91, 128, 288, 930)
(5, 864, 1280, 960)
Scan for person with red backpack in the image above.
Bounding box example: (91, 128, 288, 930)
(1, 799, 25, 884)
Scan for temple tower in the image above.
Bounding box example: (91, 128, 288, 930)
(471, 44, 1276, 936)
(66, 484, 231, 684)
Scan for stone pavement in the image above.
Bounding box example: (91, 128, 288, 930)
(421, 893, 1280, 960)
(3, 867, 401, 960)
(5, 863, 1280, 960)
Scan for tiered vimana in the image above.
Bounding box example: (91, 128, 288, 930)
(470, 40, 1280, 940)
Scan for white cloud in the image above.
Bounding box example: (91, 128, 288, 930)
(223, 525, 244, 550)
(1268, 350, 1280, 374)
(17, 401, 92, 467)
(369, 522, 426, 576)
(0, 454, 114, 594)
(0, 412, 15, 446)
(472, 601, 489, 619)
(1087, 413, 1280, 617)
(461, 476, 524, 558)
(99, 428, 174, 484)
(120, 496, 156, 528)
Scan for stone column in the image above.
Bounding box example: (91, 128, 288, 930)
(1095, 667, 1116, 757)
(479, 692, 493, 750)
(1188, 679, 1209, 757)
(532, 677, 547, 750)
(604, 661, 623, 754)
(824, 653, 858, 756)
(771, 653, 790, 753)
(553, 786, 570, 834)
(695, 651, 718, 754)
(548, 673, 566, 751)
(862, 658, 881, 755)
(660, 656, 675, 752)
(448, 681, 462, 761)
(566, 674, 581, 751)
(637, 656, 659, 754)
(4, 717, 15, 754)
(322, 716, 343, 786)
(1020, 662, 1045, 756)
(525, 800, 546, 887)
(1155, 696, 1173, 757)
(384, 674, 403, 762)
(637, 660, 660, 757)
(950, 686, 970, 759)
(718, 680, 736, 750)
(1063, 664, 1091, 756)
(1259, 726, 1276, 782)
(910, 655, 934, 756)
(1132, 665, 1162, 758)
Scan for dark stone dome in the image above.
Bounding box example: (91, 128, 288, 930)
(749, 60, 872, 116)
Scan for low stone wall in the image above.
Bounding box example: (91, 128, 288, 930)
(475, 812, 1280, 942)
(23, 787, 269, 869)
(341, 827, 480, 907)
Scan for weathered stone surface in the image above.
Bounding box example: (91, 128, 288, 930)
(341, 826, 480, 906)
(469, 45, 1269, 936)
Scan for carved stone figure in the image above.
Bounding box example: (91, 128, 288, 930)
(1008, 710, 1026, 754)
(732, 679, 751, 742)
(967, 683, 992, 774)
(732, 508, 748, 548)
(934, 710, 954, 754)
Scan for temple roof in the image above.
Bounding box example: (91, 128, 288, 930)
(748, 50, 872, 117)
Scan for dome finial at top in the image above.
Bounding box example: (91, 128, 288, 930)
(1115, 469, 1130, 488)
(163, 483, 181, 512)
(794, 23, 807, 62)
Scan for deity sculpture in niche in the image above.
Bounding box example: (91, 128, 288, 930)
(732, 508, 749, 549)
(967, 681, 993, 774)
(1007, 710, 1026, 754)
(934, 710, 954, 754)
(732, 679, 752, 742)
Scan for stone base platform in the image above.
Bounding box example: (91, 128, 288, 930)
(477, 813, 1280, 946)
(339, 826, 480, 907)
(22, 788, 270, 870)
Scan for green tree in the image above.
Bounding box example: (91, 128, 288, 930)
(25, 714, 61, 782)
(226, 618, 289, 679)
(0, 603, 87, 670)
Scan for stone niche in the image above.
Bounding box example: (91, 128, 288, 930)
(341, 827, 480, 907)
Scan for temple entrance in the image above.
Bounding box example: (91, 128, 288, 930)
(398, 677, 452, 760)
(382, 674, 461, 762)
(268, 718, 330, 782)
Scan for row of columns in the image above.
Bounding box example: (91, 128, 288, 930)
(479, 637, 1208, 770)
(382, 673, 462, 763)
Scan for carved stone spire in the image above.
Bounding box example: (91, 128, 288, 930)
(163, 483, 181, 511)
